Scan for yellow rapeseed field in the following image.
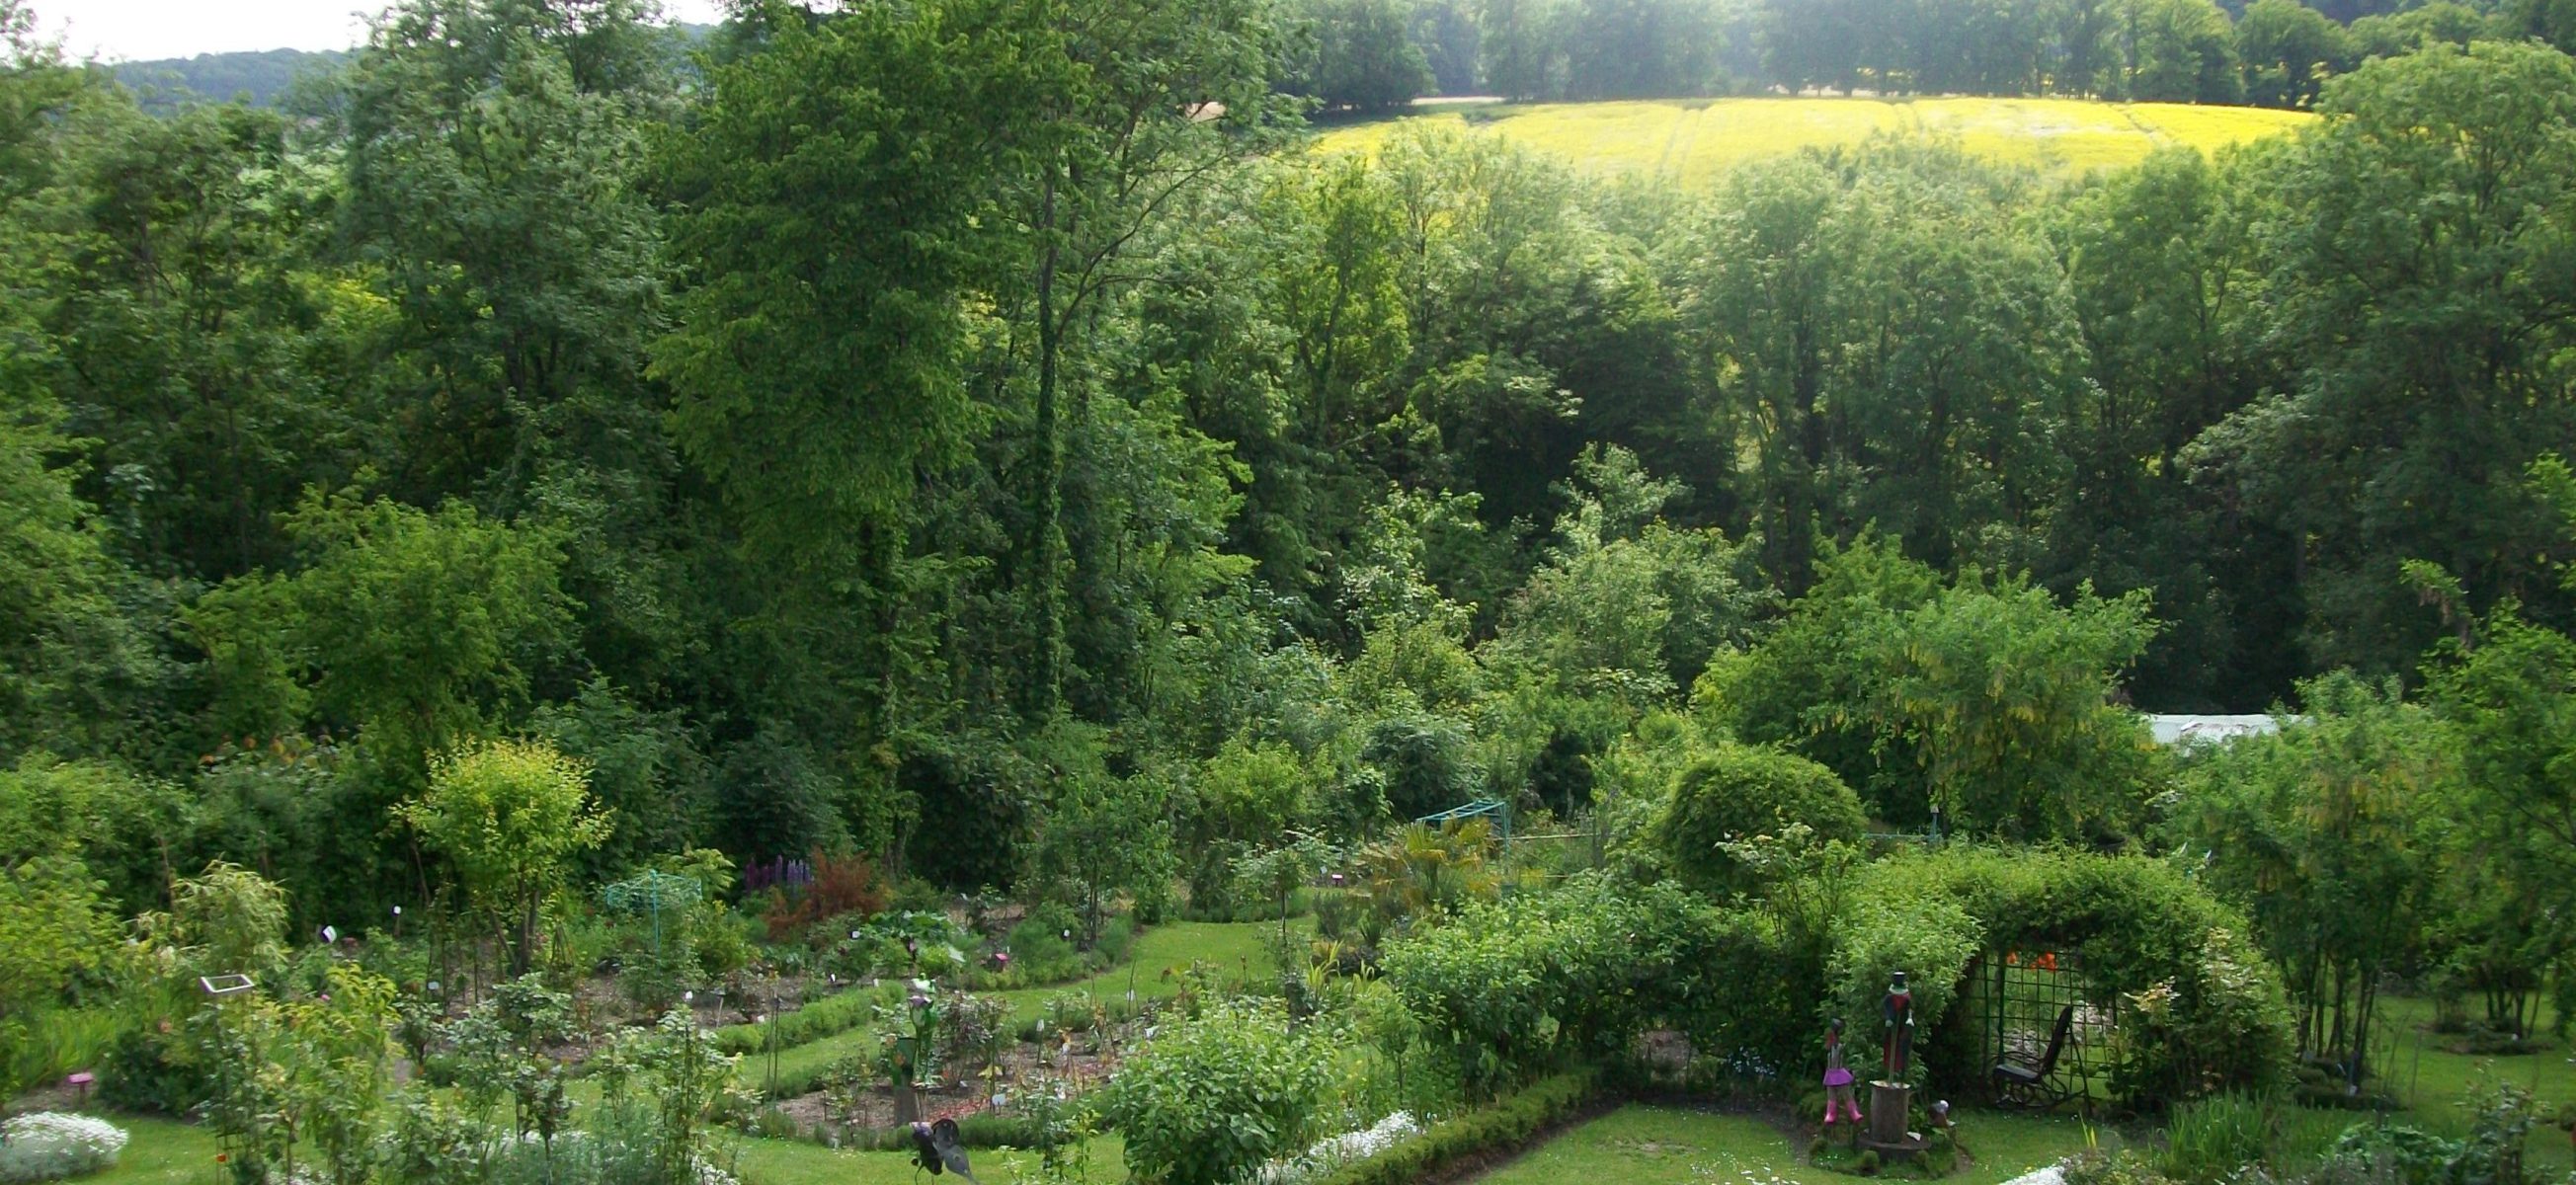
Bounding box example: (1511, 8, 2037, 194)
(1310, 96, 2313, 183)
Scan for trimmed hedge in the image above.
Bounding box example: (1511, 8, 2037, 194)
(805, 1111, 1051, 1150)
(1655, 744, 1867, 893)
(1381, 875, 1796, 1097)
(711, 981, 898, 1056)
(1854, 846, 2294, 1105)
(1309, 1069, 1603, 1185)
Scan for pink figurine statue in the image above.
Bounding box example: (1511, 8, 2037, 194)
(1822, 1017, 1863, 1127)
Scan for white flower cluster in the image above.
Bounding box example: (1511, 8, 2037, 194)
(1689, 1159, 1796, 1185)
(0, 1113, 129, 1183)
(1253, 1111, 1424, 1185)
(1999, 1165, 2069, 1185)
(691, 1152, 741, 1185)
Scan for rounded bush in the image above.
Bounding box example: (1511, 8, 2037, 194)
(0, 1112, 127, 1183)
(1653, 744, 1867, 892)
(1105, 998, 1330, 1185)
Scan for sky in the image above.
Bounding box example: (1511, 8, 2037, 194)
(41, 0, 728, 62)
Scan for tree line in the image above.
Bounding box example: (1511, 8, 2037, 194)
(1288, 0, 2575, 111)
(3, 0, 2574, 960)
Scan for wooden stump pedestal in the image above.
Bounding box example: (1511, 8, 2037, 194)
(1861, 1081, 1930, 1155)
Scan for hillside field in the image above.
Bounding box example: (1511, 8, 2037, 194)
(1311, 96, 2314, 183)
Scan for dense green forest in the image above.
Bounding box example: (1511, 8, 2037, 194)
(9, 0, 2576, 1182)
(109, 48, 348, 109)
(6, 0, 2575, 921)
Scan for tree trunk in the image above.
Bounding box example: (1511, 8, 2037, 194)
(1026, 173, 1068, 719)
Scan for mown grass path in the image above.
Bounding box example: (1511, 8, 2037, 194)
(1313, 97, 2312, 182)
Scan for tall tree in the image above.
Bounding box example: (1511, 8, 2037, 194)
(998, 0, 1296, 717)
(46, 101, 364, 580)
(651, 0, 1051, 853)
(2233, 0, 2345, 107)
(2047, 148, 2296, 708)
(2117, 0, 2242, 103)
(0, 14, 149, 762)
(2172, 672, 2446, 1082)
(1288, 0, 1434, 113)
(2191, 42, 2576, 677)
(332, 0, 676, 511)
(1672, 155, 1849, 594)
(1478, 0, 1563, 99)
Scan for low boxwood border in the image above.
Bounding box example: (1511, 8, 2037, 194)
(793, 1111, 1052, 1151)
(1312, 1068, 1608, 1185)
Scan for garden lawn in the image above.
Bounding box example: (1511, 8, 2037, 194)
(748, 918, 1298, 1096)
(82, 1115, 220, 1185)
(2375, 993, 2576, 1177)
(732, 1132, 1126, 1185)
(1472, 1105, 2090, 1185)
(1312, 97, 2311, 184)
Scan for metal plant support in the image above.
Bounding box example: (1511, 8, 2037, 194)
(600, 870, 703, 958)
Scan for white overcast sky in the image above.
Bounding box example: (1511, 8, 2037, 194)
(41, 0, 728, 62)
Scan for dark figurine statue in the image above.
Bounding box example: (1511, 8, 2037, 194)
(1882, 971, 1914, 1080)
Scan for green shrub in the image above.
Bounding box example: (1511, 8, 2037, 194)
(1824, 893, 1981, 1087)
(1654, 744, 1867, 893)
(2158, 1092, 2277, 1184)
(98, 1013, 210, 1115)
(1362, 714, 1482, 823)
(2062, 1150, 2181, 1185)
(1380, 875, 1763, 1097)
(813, 909, 970, 981)
(1308, 1069, 1599, 1185)
(2327, 1124, 2461, 1185)
(1006, 906, 1084, 981)
(1104, 997, 1331, 1185)
(0, 1006, 119, 1097)
(1095, 914, 1136, 964)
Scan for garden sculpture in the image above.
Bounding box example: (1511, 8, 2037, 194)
(912, 1118, 982, 1185)
(1881, 971, 1913, 1080)
(1821, 1017, 1863, 1129)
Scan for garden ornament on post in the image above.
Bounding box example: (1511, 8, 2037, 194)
(912, 1117, 982, 1184)
(1822, 1017, 1863, 1131)
(199, 975, 259, 1172)
(1863, 970, 1922, 1152)
(1881, 971, 1914, 1080)
(891, 988, 939, 1126)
